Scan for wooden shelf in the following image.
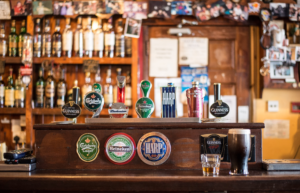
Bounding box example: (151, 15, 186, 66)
(0, 57, 22, 64)
(0, 108, 26, 114)
(32, 57, 132, 65)
(32, 108, 132, 116)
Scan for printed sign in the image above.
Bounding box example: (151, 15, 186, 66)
(83, 59, 99, 73)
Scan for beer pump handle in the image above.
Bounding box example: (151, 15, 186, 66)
(93, 83, 102, 93)
(214, 83, 221, 102)
(72, 86, 80, 104)
(140, 80, 152, 98)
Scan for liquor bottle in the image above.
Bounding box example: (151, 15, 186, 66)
(9, 20, 18, 57)
(186, 81, 203, 118)
(104, 18, 115, 58)
(0, 74, 4, 107)
(62, 18, 73, 58)
(125, 37, 132, 57)
(104, 68, 113, 107)
(45, 69, 55, 108)
(125, 71, 132, 107)
(0, 23, 7, 57)
(82, 72, 92, 106)
(5, 68, 14, 108)
(84, 17, 94, 58)
(94, 18, 104, 58)
(42, 19, 51, 57)
(18, 20, 26, 57)
(36, 67, 44, 108)
(115, 19, 125, 58)
(74, 17, 83, 57)
(33, 18, 42, 58)
(56, 69, 66, 107)
(95, 68, 102, 93)
(52, 19, 62, 57)
(14, 69, 25, 108)
(113, 68, 121, 103)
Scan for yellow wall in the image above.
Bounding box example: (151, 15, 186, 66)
(253, 89, 300, 159)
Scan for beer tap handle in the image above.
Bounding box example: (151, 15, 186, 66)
(93, 83, 102, 93)
(140, 80, 152, 98)
(214, 83, 221, 102)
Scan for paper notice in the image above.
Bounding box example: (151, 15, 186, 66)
(264, 119, 289, 139)
(238, 106, 249, 123)
(149, 38, 178, 77)
(179, 37, 208, 67)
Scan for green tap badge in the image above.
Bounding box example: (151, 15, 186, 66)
(76, 133, 100, 162)
(135, 80, 154, 118)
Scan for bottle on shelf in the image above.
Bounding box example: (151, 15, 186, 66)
(52, 19, 62, 57)
(33, 18, 42, 58)
(84, 17, 94, 58)
(82, 72, 92, 107)
(42, 19, 51, 57)
(67, 79, 81, 105)
(18, 20, 26, 57)
(115, 19, 125, 58)
(5, 67, 14, 108)
(14, 69, 25, 108)
(45, 68, 55, 108)
(0, 23, 7, 57)
(125, 71, 132, 107)
(0, 74, 4, 107)
(94, 18, 104, 58)
(104, 68, 113, 107)
(9, 20, 18, 57)
(95, 68, 102, 93)
(104, 18, 115, 58)
(36, 67, 44, 108)
(113, 68, 122, 103)
(74, 17, 83, 57)
(63, 18, 73, 58)
(125, 37, 132, 57)
(56, 68, 66, 107)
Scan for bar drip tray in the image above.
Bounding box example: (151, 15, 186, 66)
(263, 159, 300, 171)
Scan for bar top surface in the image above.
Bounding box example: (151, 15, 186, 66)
(0, 170, 298, 192)
(34, 122, 265, 130)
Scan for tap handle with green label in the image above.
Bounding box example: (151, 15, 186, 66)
(93, 83, 102, 94)
(140, 80, 152, 97)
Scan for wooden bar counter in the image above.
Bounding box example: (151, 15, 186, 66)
(2, 122, 299, 192)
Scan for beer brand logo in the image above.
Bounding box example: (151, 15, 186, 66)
(61, 102, 81, 119)
(105, 133, 135, 165)
(141, 83, 150, 89)
(162, 91, 175, 106)
(76, 133, 99, 162)
(84, 91, 103, 111)
(210, 100, 230, 118)
(135, 97, 154, 118)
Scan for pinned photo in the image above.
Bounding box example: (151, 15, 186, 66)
(124, 18, 142, 38)
(208, 1, 223, 18)
(171, 1, 192, 15)
(267, 47, 286, 61)
(0, 1, 11, 19)
(194, 3, 211, 21)
(32, 0, 53, 15)
(248, 2, 260, 13)
(53, 1, 73, 15)
(270, 3, 289, 17)
(289, 4, 300, 21)
(296, 47, 300, 61)
(106, 0, 123, 14)
(123, 1, 147, 19)
(73, 1, 100, 15)
(224, 4, 249, 21)
(10, 0, 32, 16)
(220, 0, 233, 16)
(148, 1, 171, 19)
(270, 62, 294, 79)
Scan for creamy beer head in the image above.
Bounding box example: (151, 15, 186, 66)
(228, 129, 251, 135)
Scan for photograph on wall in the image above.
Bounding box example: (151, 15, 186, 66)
(289, 4, 300, 21)
(296, 47, 300, 61)
(194, 3, 211, 21)
(267, 47, 286, 61)
(32, 0, 53, 15)
(106, 0, 123, 14)
(10, 0, 32, 16)
(53, 1, 73, 15)
(270, 62, 294, 79)
(224, 4, 249, 21)
(148, 1, 171, 18)
(248, 2, 260, 13)
(220, 0, 233, 16)
(73, 1, 99, 15)
(171, 1, 192, 15)
(124, 18, 142, 38)
(270, 3, 289, 17)
(0, 1, 11, 19)
(123, 1, 147, 19)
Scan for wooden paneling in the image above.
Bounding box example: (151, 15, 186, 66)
(209, 40, 235, 70)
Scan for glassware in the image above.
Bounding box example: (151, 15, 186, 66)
(22, 33, 32, 64)
(201, 154, 221, 176)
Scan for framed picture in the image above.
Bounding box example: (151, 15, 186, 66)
(106, 0, 123, 14)
(53, 1, 73, 15)
(224, 3, 249, 21)
(123, 1, 147, 19)
(171, 1, 192, 15)
(32, 0, 53, 15)
(124, 18, 142, 38)
(148, 1, 171, 19)
(0, 1, 11, 19)
(270, 62, 294, 79)
(270, 3, 289, 17)
(289, 4, 300, 21)
(267, 47, 286, 61)
(10, 0, 32, 16)
(74, 1, 99, 15)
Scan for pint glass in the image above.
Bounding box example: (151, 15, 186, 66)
(228, 129, 251, 175)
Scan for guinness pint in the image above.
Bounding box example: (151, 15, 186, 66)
(228, 129, 251, 175)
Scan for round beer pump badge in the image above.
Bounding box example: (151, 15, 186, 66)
(83, 91, 103, 112)
(105, 133, 136, 165)
(137, 132, 171, 166)
(76, 133, 100, 162)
